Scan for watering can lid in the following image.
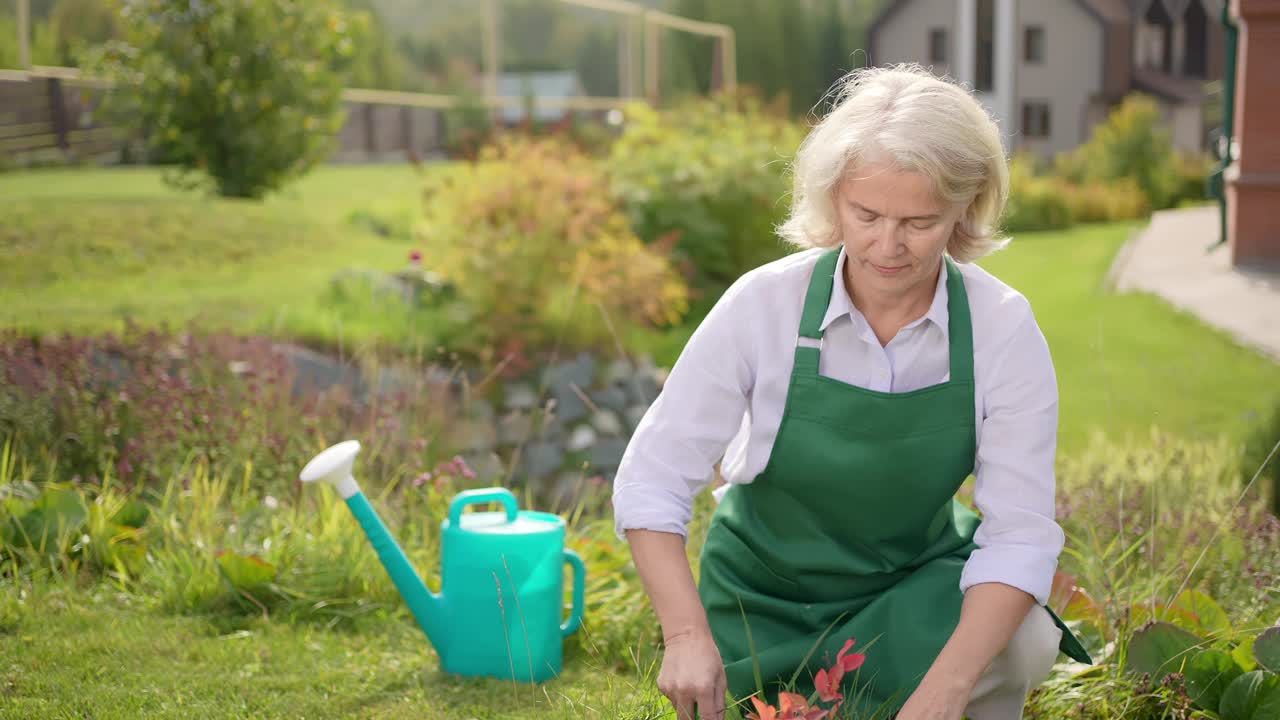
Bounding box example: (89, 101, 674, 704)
(454, 510, 564, 534)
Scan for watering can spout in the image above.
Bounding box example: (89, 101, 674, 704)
(299, 441, 449, 652)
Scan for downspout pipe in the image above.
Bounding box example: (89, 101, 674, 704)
(1208, 3, 1239, 250)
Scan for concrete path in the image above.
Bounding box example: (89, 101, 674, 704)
(1109, 205, 1280, 362)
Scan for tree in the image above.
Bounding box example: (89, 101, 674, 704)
(813, 0, 853, 111)
(576, 26, 619, 97)
(49, 0, 124, 65)
(94, 0, 357, 199)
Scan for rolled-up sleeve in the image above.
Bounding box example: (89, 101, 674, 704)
(959, 306, 1065, 606)
(612, 275, 756, 539)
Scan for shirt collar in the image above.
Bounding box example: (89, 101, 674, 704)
(820, 246, 951, 338)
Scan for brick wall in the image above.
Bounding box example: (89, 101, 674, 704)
(1227, 0, 1280, 267)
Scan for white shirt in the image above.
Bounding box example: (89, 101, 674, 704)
(612, 246, 1064, 606)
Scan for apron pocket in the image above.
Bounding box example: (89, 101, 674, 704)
(702, 522, 801, 594)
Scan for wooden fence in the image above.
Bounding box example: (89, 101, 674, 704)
(0, 69, 456, 167)
(0, 71, 120, 165)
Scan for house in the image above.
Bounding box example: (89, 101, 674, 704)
(868, 0, 1226, 157)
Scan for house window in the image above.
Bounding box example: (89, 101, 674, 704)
(929, 28, 948, 64)
(1024, 26, 1045, 64)
(1022, 102, 1051, 139)
(975, 0, 995, 92)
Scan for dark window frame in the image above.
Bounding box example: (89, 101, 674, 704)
(1021, 101, 1052, 139)
(1024, 26, 1045, 64)
(929, 28, 949, 64)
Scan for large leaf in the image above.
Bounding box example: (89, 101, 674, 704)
(1219, 671, 1280, 720)
(8, 488, 88, 550)
(1234, 637, 1258, 673)
(1050, 571, 1105, 628)
(1165, 590, 1234, 640)
(215, 551, 277, 589)
(1183, 648, 1244, 713)
(1125, 622, 1205, 682)
(1255, 627, 1280, 673)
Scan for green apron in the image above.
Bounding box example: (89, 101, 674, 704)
(697, 249, 1091, 713)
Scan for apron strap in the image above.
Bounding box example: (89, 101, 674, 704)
(792, 249, 975, 386)
(943, 256, 975, 386)
(792, 248, 841, 378)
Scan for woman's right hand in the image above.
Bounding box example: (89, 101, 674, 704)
(657, 627, 727, 720)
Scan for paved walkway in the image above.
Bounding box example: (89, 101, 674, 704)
(1109, 206, 1280, 362)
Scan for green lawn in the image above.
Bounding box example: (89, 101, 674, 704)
(0, 165, 434, 350)
(976, 224, 1280, 452)
(0, 585, 664, 720)
(0, 167, 1278, 719)
(1, 167, 1276, 453)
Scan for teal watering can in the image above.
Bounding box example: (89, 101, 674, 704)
(299, 440, 586, 683)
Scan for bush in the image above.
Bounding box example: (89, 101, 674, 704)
(1004, 157, 1075, 232)
(91, 0, 357, 198)
(607, 93, 804, 291)
(1171, 152, 1214, 208)
(0, 326, 456, 491)
(1061, 178, 1150, 224)
(417, 136, 689, 356)
(1006, 153, 1149, 232)
(1059, 94, 1179, 210)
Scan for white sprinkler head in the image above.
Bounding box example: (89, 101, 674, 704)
(299, 440, 363, 499)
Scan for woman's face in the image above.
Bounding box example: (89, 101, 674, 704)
(834, 160, 965, 303)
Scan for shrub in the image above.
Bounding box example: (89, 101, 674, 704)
(91, 0, 357, 198)
(607, 93, 804, 291)
(1171, 152, 1214, 208)
(1061, 178, 1150, 224)
(1059, 94, 1179, 211)
(0, 326, 456, 491)
(1004, 155, 1076, 232)
(417, 136, 689, 356)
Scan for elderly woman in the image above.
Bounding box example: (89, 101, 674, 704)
(611, 65, 1091, 720)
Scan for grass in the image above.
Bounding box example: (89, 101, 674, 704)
(2, 167, 1276, 453)
(0, 165, 444, 352)
(1, 166, 1278, 718)
(0, 584, 661, 720)
(976, 223, 1280, 452)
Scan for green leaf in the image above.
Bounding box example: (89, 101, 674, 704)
(9, 488, 88, 550)
(1183, 649, 1244, 712)
(1219, 671, 1280, 720)
(1234, 637, 1259, 673)
(215, 551, 276, 589)
(110, 499, 150, 529)
(1125, 622, 1206, 682)
(1255, 627, 1280, 673)
(1166, 590, 1234, 640)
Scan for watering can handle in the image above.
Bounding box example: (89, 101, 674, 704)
(447, 487, 519, 527)
(561, 549, 585, 637)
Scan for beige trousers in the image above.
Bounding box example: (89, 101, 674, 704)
(962, 605, 1063, 720)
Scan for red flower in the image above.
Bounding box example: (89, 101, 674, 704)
(746, 692, 829, 720)
(746, 696, 779, 720)
(814, 666, 842, 704)
(408, 249, 423, 264)
(834, 638, 866, 674)
(778, 692, 829, 719)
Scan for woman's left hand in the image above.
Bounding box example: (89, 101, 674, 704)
(894, 676, 970, 720)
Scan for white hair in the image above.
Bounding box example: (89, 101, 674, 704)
(778, 64, 1010, 263)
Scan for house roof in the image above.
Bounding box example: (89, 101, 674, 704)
(1133, 67, 1210, 103)
(1082, 0, 1133, 24)
(1131, 0, 1224, 18)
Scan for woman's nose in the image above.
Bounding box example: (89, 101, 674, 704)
(872, 223, 906, 255)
